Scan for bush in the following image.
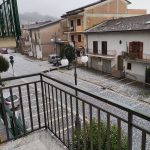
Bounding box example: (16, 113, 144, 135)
(0, 55, 9, 85)
(0, 55, 9, 73)
(73, 119, 128, 150)
(146, 67, 150, 75)
(128, 53, 136, 60)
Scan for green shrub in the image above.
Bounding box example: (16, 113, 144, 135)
(129, 53, 136, 60)
(60, 44, 75, 63)
(0, 55, 9, 85)
(146, 67, 150, 75)
(0, 55, 9, 73)
(72, 119, 128, 150)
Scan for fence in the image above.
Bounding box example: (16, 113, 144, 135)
(0, 73, 150, 149)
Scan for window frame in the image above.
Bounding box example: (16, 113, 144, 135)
(77, 19, 81, 26)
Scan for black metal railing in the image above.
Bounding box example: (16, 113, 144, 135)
(0, 73, 150, 149)
(0, 0, 21, 39)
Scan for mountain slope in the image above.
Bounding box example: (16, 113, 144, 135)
(19, 12, 58, 25)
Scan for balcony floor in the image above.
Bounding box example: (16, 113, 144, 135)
(0, 129, 67, 150)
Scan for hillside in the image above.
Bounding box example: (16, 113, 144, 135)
(19, 12, 58, 25)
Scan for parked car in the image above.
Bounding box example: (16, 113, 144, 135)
(0, 48, 8, 54)
(52, 57, 61, 66)
(0, 92, 20, 109)
(48, 54, 60, 64)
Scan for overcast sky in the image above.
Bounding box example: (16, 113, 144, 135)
(17, 0, 150, 18)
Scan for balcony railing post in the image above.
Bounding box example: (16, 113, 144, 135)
(40, 74, 47, 129)
(128, 111, 133, 150)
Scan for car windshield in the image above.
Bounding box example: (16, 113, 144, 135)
(5, 95, 18, 102)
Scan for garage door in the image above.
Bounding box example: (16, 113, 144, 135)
(102, 59, 111, 74)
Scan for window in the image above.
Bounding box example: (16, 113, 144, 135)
(93, 41, 98, 54)
(70, 20, 74, 31)
(102, 41, 107, 55)
(70, 20, 74, 27)
(127, 63, 132, 70)
(129, 41, 143, 59)
(34, 33, 37, 43)
(78, 35, 81, 42)
(71, 35, 74, 42)
(77, 19, 81, 26)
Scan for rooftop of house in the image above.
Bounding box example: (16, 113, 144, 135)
(85, 14, 150, 33)
(61, 0, 131, 17)
(23, 19, 61, 30)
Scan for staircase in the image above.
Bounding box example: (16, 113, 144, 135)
(111, 69, 125, 78)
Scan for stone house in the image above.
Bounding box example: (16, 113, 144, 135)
(85, 14, 150, 83)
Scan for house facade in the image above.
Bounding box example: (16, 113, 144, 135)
(61, 0, 146, 54)
(22, 20, 66, 60)
(85, 14, 150, 83)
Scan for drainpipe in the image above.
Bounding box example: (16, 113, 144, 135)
(117, 0, 119, 19)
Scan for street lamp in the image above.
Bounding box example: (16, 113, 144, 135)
(9, 56, 14, 77)
(61, 41, 88, 128)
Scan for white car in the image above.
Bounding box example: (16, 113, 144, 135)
(0, 92, 20, 109)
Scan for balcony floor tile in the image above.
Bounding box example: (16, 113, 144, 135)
(0, 129, 67, 150)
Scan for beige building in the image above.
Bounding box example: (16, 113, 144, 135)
(61, 0, 146, 53)
(22, 20, 66, 60)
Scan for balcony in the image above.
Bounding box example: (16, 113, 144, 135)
(88, 50, 117, 59)
(63, 26, 70, 33)
(123, 52, 150, 64)
(0, 73, 150, 149)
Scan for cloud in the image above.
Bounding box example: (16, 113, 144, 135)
(17, 0, 149, 18)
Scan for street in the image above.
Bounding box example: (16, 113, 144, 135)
(1, 53, 150, 149)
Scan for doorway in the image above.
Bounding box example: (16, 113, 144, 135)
(93, 41, 98, 54)
(102, 41, 107, 55)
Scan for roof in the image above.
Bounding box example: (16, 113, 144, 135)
(23, 19, 61, 30)
(62, 0, 131, 17)
(85, 14, 150, 33)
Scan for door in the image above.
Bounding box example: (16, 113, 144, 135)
(118, 55, 123, 70)
(102, 41, 107, 55)
(93, 41, 98, 54)
(70, 20, 74, 31)
(102, 59, 111, 74)
(145, 67, 150, 84)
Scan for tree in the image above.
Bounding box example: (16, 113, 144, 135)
(0, 55, 9, 85)
(60, 44, 75, 63)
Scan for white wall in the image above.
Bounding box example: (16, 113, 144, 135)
(36, 45, 42, 59)
(87, 31, 150, 56)
(124, 61, 148, 82)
